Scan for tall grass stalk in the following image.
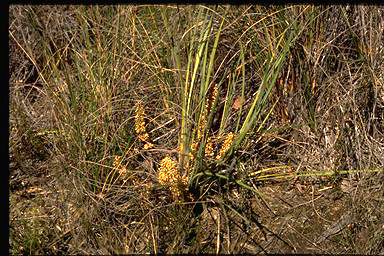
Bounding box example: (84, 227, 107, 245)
(177, 8, 225, 176)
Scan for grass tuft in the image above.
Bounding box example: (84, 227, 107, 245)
(9, 5, 384, 254)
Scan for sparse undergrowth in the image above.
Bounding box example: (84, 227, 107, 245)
(9, 5, 384, 254)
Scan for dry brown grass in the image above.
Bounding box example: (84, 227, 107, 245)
(9, 5, 384, 254)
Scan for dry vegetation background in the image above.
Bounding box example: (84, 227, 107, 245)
(9, 5, 384, 254)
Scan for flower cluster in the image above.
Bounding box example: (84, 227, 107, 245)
(197, 84, 219, 141)
(189, 85, 235, 163)
(155, 85, 236, 202)
(134, 101, 153, 149)
(158, 156, 188, 200)
(205, 137, 215, 158)
(216, 132, 235, 160)
(112, 155, 127, 176)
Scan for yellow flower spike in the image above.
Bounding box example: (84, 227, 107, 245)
(197, 84, 220, 141)
(112, 155, 127, 176)
(212, 84, 219, 105)
(112, 155, 121, 168)
(134, 102, 145, 131)
(139, 133, 150, 142)
(144, 143, 153, 150)
(197, 116, 207, 140)
(158, 156, 188, 201)
(216, 132, 235, 160)
(205, 136, 215, 159)
(190, 141, 198, 155)
(134, 101, 153, 149)
(158, 156, 180, 185)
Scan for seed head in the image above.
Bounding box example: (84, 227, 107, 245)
(216, 132, 235, 160)
(205, 137, 215, 159)
(134, 102, 145, 133)
(113, 155, 127, 176)
(197, 84, 219, 141)
(211, 84, 219, 105)
(134, 101, 153, 149)
(158, 156, 188, 200)
(144, 143, 154, 150)
(158, 156, 180, 184)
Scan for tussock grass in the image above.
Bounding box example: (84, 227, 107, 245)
(9, 5, 384, 254)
